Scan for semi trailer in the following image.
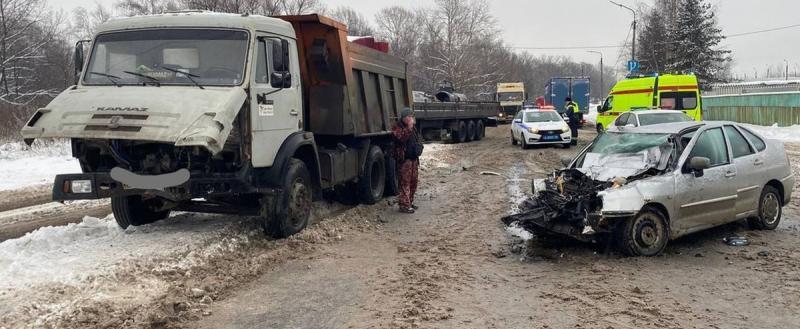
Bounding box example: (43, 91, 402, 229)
(21, 12, 413, 238)
(412, 82, 498, 143)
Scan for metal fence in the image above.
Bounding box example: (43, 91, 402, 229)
(702, 92, 800, 127)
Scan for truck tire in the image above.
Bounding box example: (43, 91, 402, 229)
(111, 195, 171, 229)
(454, 121, 468, 143)
(618, 207, 669, 257)
(475, 121, 485, 141)
(358, 146, 386, 204)
(264, 158, 312, 238)
(748, 185, 782, 230)
(384, 153, 399, 197)
(466, 121, 476, 142)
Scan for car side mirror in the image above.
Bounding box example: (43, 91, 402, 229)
(513, 119, 522, 123)
(561, 156, 572, 168)
(688, 156, 711, 177)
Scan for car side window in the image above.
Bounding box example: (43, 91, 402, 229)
(724, 125, 754, 158)
(688, 128, 729, 167)
(514, 111, 523, 121)
(615, 113, 629, 126)
(740, 127, 767, 152)
(626, 114, 638, 126)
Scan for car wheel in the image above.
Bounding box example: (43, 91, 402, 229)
(748, 185, 782, 230)
(111, 195, 171, 229)
(511, 131, 518, 145)
(596, 124, 605, 133)
(264, 158, 312, 238)
(562, 142, 571, 149)
(521, 136, 529, 149)
(618, 208, 669, 257)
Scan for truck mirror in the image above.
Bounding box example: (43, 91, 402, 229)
(271, 72, 292, 88)
(73, 40, 90, 84)
(596, 105, 602, 113)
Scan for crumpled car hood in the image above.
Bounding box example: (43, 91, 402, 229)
(578, 142, 675, 181)
(21, 86, 247, 154)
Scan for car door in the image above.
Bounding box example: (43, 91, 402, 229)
(250, 34, 302, 167)
(675, 127, 738, 231)
(723, 125, 761, 218)
(512, 111, 524, 138)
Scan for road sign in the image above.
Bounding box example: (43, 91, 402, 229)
(627, 60, 640, 72)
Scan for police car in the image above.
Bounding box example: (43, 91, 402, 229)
(510, 108, 572, 149)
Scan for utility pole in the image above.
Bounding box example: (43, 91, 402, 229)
(610, 1, 636, 61)
(785, 59, 789, 80)
(588, 51, 604, 98)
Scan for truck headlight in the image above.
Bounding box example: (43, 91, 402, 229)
(528, 127, 539, 134)
(71, 180, 93, 193)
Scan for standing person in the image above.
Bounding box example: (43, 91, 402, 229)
(392, 108, 423, 214)
(565, 97, 580, 145)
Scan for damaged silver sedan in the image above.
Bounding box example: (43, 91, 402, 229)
(503, 122, 795, 256)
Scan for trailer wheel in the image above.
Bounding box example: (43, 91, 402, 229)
(357, 146, 386, 204)
(111, 195, 171, 229)
(475, 121, 485, 141)
(466, 121, 476, 142)
(454, 121, 468, 143)
(264, 158, 312, 238)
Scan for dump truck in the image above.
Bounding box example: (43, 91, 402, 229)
(496, 82, 526, 123)
(413, 81, 498, 143)
(21, 12, 412, 238)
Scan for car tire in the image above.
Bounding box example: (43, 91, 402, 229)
(475, 121, 485, 140)
(357, 146, 386, 205)
(521, 135, 529, 149)
(562, 143, 571, 149)
(466, 121, 476, 142)
(264, 158, 313, 238)
(618, 207, 669, 257)
(111, 195, 171, 229)
(748, 185, 782, 230)
(511, 131, 518, 145)
(596, 124, 604, 133)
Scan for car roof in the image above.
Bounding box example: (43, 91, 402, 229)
(615, 121, 706, 134)
(521, 108, 557, 113)
(631, 109, 688, 115)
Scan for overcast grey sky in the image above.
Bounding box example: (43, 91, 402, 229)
(52, 0, 800, 79)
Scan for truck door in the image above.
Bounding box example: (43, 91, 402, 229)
(549, 78, 570, 114)
(571, 78, 591, 113)
(250, 34, 302, 168)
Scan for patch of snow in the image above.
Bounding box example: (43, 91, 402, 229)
(0, 214, 242, 290)
(0, 141, 79, 191)
(585, 103, 600, 125)
(505, 164, 532, 241)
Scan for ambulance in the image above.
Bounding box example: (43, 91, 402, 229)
(595, 74, 702, 132)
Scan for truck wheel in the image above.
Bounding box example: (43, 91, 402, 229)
(265, 158, 312, 238)
(618, 208, 669, 257)
(111, 195, 171, 229)
(384, 153, 399, 197)
(475, 121, 485, 141)
(748, 185, 782, 230)
(466, 121, 476, 142)
(357, 146, 386, 204)
(454, 121, 468, 143)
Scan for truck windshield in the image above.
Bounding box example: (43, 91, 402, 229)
(83, 29, 249, 86)
(498, 92, 523, 102)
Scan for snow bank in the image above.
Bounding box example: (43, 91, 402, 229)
(0, 141, 80, 191)
(585, 103, 600, 125)
(742, 123, 800, 143)
(0, 214, 239, 290)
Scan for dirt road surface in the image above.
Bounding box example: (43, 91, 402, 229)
(1, 126, 799, 329)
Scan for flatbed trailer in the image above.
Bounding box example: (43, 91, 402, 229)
(412, 101, 499, 143)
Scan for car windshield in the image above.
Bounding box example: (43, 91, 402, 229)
(638, 112, 692, 126)
(84, 29, 249, 86)
(524, 111, 562, 123)
(577, 132, 675, 180)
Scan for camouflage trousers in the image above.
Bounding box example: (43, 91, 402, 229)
(398, 159, 419, 208)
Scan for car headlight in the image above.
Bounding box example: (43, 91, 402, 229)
(499, 113, 504, 117)
(70, 180, 93, 193)
(561, 125, 570, 133)
(528, 127, 539, 134)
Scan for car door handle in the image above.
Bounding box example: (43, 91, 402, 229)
(754, 159, 764, 166)
(725, 171, 737, 178)
(289, 109, 298, 116)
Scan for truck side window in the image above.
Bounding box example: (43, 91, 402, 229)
(660, 92, 697, 110)
(255, 39, 269, 84)
(602, 96, 613, 112)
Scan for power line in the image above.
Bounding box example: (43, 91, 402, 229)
(506, 45, 625, 50)
(727, 23, 800, 38)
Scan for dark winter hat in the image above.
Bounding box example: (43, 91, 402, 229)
(565, 97, 572, 102)
(400, 107, 413, 121)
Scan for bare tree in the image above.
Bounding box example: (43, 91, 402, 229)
(116, 0, 181, 15)
(72, 2, 113, 41)
(280, 0, 324, 15)
(329, 6, 374, 36)
(375, 6, 422, 61)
